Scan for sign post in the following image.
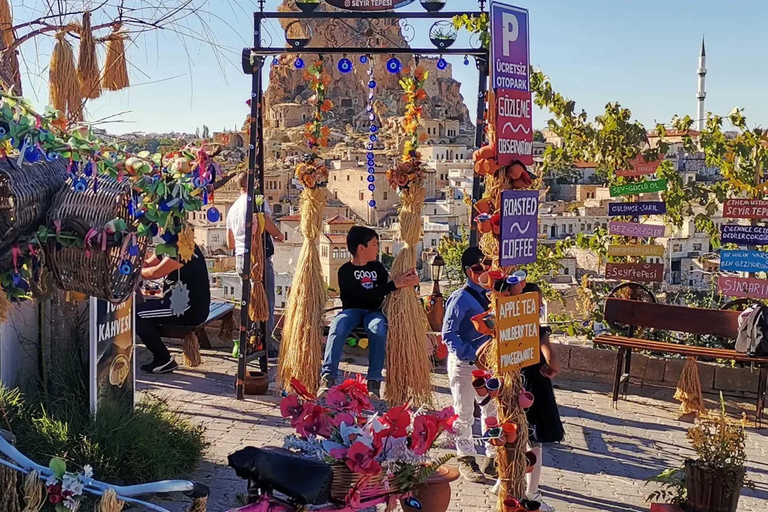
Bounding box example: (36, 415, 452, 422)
(496, 292, 540, 373)
(499, 189, 539, 266)
(89, 296, 136, 414)
(491, 2, 532, 166)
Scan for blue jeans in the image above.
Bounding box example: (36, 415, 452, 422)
(322, 309, 387, 382)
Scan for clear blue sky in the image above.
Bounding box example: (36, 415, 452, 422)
(19, 0, 768, 135)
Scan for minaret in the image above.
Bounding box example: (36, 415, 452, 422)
(696, 37, 706, 131)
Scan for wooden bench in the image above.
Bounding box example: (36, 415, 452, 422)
(595, 298, 768, 425)
(158, 301, 235, 349)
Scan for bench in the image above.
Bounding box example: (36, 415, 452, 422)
(595, 298, 768, 425)
(158, 301, 236, 349)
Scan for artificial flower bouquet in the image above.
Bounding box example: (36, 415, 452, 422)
(295, 154, 329, 189)
(280, 377, 456, 504)
(386, 160, 427, 192)
(44, 458, 92, 511)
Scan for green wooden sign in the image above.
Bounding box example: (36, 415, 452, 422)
(610, 179, 667, 197)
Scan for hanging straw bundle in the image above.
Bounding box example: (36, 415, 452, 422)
(49, 31, 82, 121)
(383, 185, 433, 406)
(97, 489, 124, 512)
(277, 187, 326, 393)
(187, 496, 208, 512)
(674, 356, 706, 416)
(0, 0, 20, 93)
(21, 470, 45, 512)
(102, 24, 129, 91)
(77, 12, 101, 99)
(0, 463, 21, 512)
(248, 213, 269, 323)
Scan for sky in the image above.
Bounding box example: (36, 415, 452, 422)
(16, 0, 768, 135)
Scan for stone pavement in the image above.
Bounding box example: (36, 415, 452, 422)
(137, 345, 768, 512)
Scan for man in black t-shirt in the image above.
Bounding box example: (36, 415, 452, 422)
(319, 226, 418, 398)
(136, 244, 211, 374)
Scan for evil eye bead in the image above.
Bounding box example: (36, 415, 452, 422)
(83, 161, 93, 177)
(367, 159, 375, 167)
(368, 80, 377, 89)
(366, 105, 373, 113)
(12, 272, 21, 286)
(370, 134, 378, 142)
(437, 58, 448, 70)
(158, 199, 171, 212)
(161, 230, 178, 244)
(366, 152, 374, 159)
(193, 176, 207, 188)
(366, 142, 374, 150)
(369, 114, 376, 122)
(386, 57, 401, 74)
(24, 146, 42, 162)
(367, 167, 376, 174)
(368, 184, 375, 191)
(73, 178, 87, 193)
(294, 57, 305, 69)
(45, 151, 60, 162)
(359, 55, 368, 64)
(367, 175, 375, 183)
(150, 223, 159, 237)
(368, 200, 376, 208)
(207, 207, 221, 223)
(119, 261, 133, 275)
(338, 58, 353, 74)
(0, 121, 9, 138)
(403, 497, 422, 510)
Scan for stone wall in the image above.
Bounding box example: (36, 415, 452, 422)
(553, 340, 762, 397)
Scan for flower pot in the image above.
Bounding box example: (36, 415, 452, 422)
(487, 427, 505, 446)
(513, 270, 527, 289)
(471, 311, 495, 336)
(295, 1, 319, 12)
(502, 422, 518, 444)
(525, 451, 537, 473)
(472, 377, 488, 397)
(401, 465, 459, 512)
(475, 214, 493, 233)
(684, 459, 744, 512)
(487, 270, 505, 285)
(430, 37, 456, 49)
(506, 162, 526, 181)
(420, 0, 446, 12)
(478, 271, 493, 288)
(243, 371, 269, 395)
(490, 213, 501, 235)
(503, 497, 521, 512)
(521, 500, 541, 511)
(486, 378, 501, 397)
(518, 391, 535, 409)
(472, 369, 490, 379)
(473, 197, 493, 215)
(485, 417, 499, 430)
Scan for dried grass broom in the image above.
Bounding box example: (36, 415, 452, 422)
(21, 470, 44, 512)
(49, 31, 82, 122)
(97, 489, 124, 512)
(77, 12, 101, 99)
(0, 0, 20, 93)
(383, 185, 433, 406)
(182, 332, 202, 368)
(674, 356, 705, 416)
(277, 187, 326, 394)
(102, 25, 129, 91)
(249, 213, 269, 323)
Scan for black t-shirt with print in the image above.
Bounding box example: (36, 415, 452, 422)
(338, 260, 396, 311)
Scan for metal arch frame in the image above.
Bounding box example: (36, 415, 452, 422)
(236, 1, 490, 399)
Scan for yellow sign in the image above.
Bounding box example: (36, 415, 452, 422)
(607, 244, 664, 257)
(496, 292, 540, 373)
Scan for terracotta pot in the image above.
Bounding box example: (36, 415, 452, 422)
(525, 451, 537, 474)
(243, 371, 269, 395)
(472, 377, 488, 396)
(484, 417, 499, 430)
(473, 145, 495, 161)
(486, 377, 501, 397)
(502, 422, 518, 444)
(474, 197, 493, 215)
(478, 271, 493, 289)
(471, 311, 494, 336)
(518, 391, 535, 409)
(401, 465, 459, 512)
(490, 213, 501, 235)
(472, 369, 490, 379)
(503, 497, 521, 512)
(513, 270, 527, 289)
(487, 270, 505, 285)
(487, 427, 505, 446)
(506, 162, 526, 180)
(475, 213, 493, 233)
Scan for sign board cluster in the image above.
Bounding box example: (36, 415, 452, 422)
(499, 190, 538, 267)
(717, 199, 768, 299)
(496, 292, 540, 373)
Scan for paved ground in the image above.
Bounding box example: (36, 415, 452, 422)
(137, 344, 768, 512)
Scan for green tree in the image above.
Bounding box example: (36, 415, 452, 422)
(438, 230, 469, 295)
(533, 129, 545, 142)
(202, 124, 210, 140)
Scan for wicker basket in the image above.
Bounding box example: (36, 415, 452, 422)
(330, 464, 399, 502)
(46, 175, 147, 303)
(0, 158, 68, 253)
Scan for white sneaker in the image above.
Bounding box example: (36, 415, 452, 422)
(490, 479, 501, 495)
(526, 492, 555, 512)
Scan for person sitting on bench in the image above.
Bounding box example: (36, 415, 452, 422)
(318, 226, 418, 399)
(137, 243, 211, 374)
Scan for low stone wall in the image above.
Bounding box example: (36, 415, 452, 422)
(553, 340, 762, 398)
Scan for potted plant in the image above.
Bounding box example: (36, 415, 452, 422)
(646, 396, 750, 512)
(429, 24, 457, 49)
(295, 0, 320, 12)
(420, 0, 446, 12)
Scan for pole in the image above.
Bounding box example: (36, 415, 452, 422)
(237, 13, 263, 399)
(470, 56, 489, 247)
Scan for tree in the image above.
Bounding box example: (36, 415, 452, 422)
(533, 129, 545, 142)
(195, 127, 201, 139)
(202, 124, 210, 140)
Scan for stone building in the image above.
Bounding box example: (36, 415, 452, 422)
(327, 161, 398, 225)
(269, 103, 313, 129)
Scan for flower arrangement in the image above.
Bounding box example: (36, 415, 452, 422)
(295, 154, 329, 189)
(303, 59, 333, 149)
(45, 458, 92, 511)
(280, 377, 456, 499)
(386, 160, 426, 192)
(399, 65, 428, 164)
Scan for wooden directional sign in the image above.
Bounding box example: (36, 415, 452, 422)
(605, 263, 664, 282)
(608, 201, 666, 216)
(496, 291, 540, 373)
(609, 221, 666, 238)
(720, 225, 768, 245)
(610, 179, 667, 197)
(723, 199, 768, 219)
(324, 0, 416, 11)
(720, 250, 768, 272)
(608, 244, 665, 257)
(615, 155, 664, 177)
(718, 276, 768, 299)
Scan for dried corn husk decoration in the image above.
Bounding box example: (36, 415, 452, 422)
(0, 463, 21, 512)
(97, 488, 124, 512)
(248, 213, 269, 323)
(674, 356, 705, 416)
(77, 12, 101, 99)
(278, 187, 326, 394)
(102, 24, 129, 91)
(383, 185, 433, 406)
(0, 0, 20, 93)
(183, 332, 202, 368)
(49, 31, 82, 121)
(187, 496, 208, 512)
(21, 470, 44, 512)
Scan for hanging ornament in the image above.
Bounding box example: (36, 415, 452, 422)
(119, 260, 133, 275)
(338, 57, 353, 74)
(437, 57, 448, 70)
(369, 200, 376, 207)
(272, 56, 279, 66)
(367, 175, 375, 183)
(463, 55, 470, 66)
(0, 121, 9, 139)
(207, 206, 221, 222)
(359, 55, 369, 64)
(386, 57, 402, 74)
(294, 57, 305, 69)
(169, 282, 191, 317)
(365, 57, 377, 211)
(73, 177, 87, 193)
(368, 79, 376, 89)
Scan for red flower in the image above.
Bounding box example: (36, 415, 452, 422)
(329, 446, 349, 460)
(280, 395, 304, 426)
(382, 404, 411, 438)
(290, 378, 316, 400)
(47, 485, 63, 504)
(435, 406, 458, 434)
(335, 376, 372, 412)
(411, 415, 439, 455)
(326, 388, 349, 411)
(295, 403, 332, 438)
(332, 412, 356, 428)
(345, 441, 381, 475)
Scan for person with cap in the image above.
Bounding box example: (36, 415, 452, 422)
(441, 246, 497, 483)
